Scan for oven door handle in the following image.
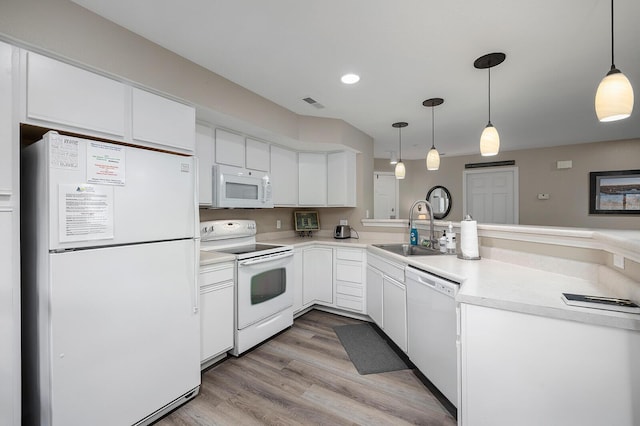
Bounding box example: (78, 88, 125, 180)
(238, 251, 294, 266)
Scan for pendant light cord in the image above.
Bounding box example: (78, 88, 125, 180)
(610, 0, 615, 69)
(431, 107, 435, 149)
(398, 127, 402, 160)
(487, 66, 492, 125)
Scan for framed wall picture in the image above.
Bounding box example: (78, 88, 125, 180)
(294, 210, 320, 231)
(589, 169, 640, 214)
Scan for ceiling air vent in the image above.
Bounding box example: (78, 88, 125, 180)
(302, 97, 325, 109)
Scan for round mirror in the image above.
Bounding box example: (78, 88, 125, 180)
(426, 185, 452, 219)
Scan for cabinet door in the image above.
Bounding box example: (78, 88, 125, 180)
(131, 88, 196, 153)
(302, 247, 333, 305)
(215, 129, 245, 167)
(26, 52, 126, 137)
(298, 152, 327, 206)
(327, 151, 356, 207)
(366, 265, 383, 327)
(0, 212, 18, 426)
(270, 145, 298, 206)
(200, 282, 234, 363)
(0, 41, 12, 197)
(195, 124, 214, 206)
(245, 138, 269, 171)
(383, 275, 407, 352)
(292, 249, 304, 313)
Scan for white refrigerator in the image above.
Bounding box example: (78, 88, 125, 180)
(21, 131, 200, 426)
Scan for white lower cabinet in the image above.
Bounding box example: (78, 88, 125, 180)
(302, 246, 333, 306)
(334, 248, 366, 313)
(292, 248, 304, 313)
(366, 252, 407, 352)
(366, 265, 383, 327)
(199, 262, 234, 367)
(459, 303, 640, 426)
(382, 276, 407, 352)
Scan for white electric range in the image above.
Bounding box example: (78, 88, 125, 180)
(200, 220, 294, 355)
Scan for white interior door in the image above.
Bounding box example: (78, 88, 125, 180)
(463, 167, 518, 224)
(374, 172, 399, 219)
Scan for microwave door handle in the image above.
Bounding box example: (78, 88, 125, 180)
(238, 251, 293, 266)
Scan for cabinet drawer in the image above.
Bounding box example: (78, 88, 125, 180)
(337, 282, 363, 298)
(336, 248, 363, 261)
(335, 261, 363, 284)
(199, 263, 234, 286)
(336, 295, 364, 312)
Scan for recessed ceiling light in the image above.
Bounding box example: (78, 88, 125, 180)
(341, 73, 360, 84)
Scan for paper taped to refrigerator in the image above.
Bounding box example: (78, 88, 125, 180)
(59, 184, 114, 242)
(49, 135, 79, 169)
(87, 142, 126, 185)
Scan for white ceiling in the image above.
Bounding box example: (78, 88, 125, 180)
(72, 0, 639, 160)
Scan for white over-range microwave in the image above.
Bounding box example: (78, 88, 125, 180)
(212, 164, 273, 208)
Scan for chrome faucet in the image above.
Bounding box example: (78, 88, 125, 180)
(409, 200, 436, 248)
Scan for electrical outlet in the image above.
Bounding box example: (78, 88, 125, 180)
(537, 193, 550, 200)
(276, 219, 281, 229)
(613, 254, 625, 269)
(340, 219, 348, 226)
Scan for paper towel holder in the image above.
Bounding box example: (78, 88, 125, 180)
(457, 215, 481, 260)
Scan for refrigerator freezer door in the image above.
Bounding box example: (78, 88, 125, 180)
(45, 239, 199, 426)
(41, 132, 196, 251)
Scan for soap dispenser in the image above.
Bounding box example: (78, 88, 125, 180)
(446, 221, 456, 254)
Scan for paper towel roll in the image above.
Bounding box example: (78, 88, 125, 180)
(460, 219, 479, 258)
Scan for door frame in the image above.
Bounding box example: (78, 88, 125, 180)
(373, 171, 400, 219)
(463, 166, 519, 224)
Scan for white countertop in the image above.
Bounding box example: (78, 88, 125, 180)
(199, 250, 236, 266)
(259, 232, 640, 332)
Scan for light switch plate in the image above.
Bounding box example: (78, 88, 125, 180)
(557, 160, 572, 169)
(613, 254, 625, 269)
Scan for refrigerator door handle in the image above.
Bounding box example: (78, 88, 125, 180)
(193, 240, 199, 314)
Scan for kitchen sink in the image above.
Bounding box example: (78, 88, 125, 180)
(373, 243, 442, 257)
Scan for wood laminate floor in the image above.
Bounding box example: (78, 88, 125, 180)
(156, 310, 456, 426)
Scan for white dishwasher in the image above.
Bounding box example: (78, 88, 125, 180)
(406, 265, 459, 408)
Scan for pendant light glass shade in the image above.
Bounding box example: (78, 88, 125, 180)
(595, 0, 634, 122)
(392, 122, 408, 180)
(426, 148, 440, 170)
(595, 69, 634, 122)
(394, 161, 406, 179)
(480, 123, 500, 156)
(474, 53, 505, 156)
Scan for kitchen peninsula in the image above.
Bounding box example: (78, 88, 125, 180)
(256, 221, 640, 425)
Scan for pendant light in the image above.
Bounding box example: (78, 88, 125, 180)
(423, 98, 444, 171)
(474, 52, 506, 156)
(392, 122, 408, 179)
(595, 0, 634, 122)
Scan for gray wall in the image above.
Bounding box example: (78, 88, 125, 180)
(375, 138, 640, 229)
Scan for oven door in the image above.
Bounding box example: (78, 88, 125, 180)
(236, 251, 293, 329)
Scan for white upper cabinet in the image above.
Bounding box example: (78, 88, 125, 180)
(195, 123, 214, 206)
(270, 145, 298, 206)
(245, 137, 270, 171)
(214, 129, 245, 167)
(0, 41, 12, 197)
(298, 152, 327, 206)
(131, 87, 196, 153)
(25, 52, 126, 137)
(327, 151, 356, 207)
